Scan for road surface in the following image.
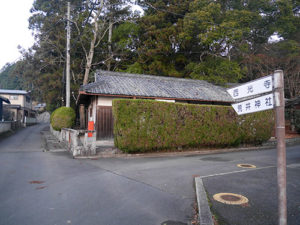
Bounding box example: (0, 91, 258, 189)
(0, 123, 299, 225)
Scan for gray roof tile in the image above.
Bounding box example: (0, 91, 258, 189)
(80, 70, 233, 103)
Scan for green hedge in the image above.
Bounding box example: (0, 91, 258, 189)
(113, 99, 274, 153)
(51, 107, 76, 131)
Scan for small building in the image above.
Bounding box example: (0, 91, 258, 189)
(77, 70, 233, 140)
(0, 95, 10, 121)
(0, 89, 36, 123)
(33, 103, 47, 112)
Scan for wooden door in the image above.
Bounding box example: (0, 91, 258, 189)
(96, 106, 113, 140)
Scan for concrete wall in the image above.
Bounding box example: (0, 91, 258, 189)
(98, 97, 113, 106)
(155, 99, 175, 103)
(0, 122, 11, 134)
(50, 126, 96, 157)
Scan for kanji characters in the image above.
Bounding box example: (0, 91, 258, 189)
(255, 100, 261, 108)
(247, 85, 253, 93)
(233, 89, 239, 97)
(246, 103, 251, 110)
(265, 97, 272, 106)
(264, 80, 271, 89)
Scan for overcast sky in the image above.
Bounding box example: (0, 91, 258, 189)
(0, 0, 34, 69)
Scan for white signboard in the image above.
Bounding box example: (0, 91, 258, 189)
(227, 75, 273, 99)
(232, 93, 274, 115)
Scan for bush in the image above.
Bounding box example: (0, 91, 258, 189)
(50, 107, 76, 131)
(113, 99, 274, 153)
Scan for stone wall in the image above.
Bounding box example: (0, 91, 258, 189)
(36, 112, 50, 123)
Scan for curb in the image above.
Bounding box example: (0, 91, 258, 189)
(195, 177, 214, 225)
(75, 137, 300, 159)
(42, 127, 300, 159)
(75, 145, 275, 159)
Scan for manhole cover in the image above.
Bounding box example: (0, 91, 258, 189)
(213, 193, 249, 205)
(237, 164, 256, 168)
(161, 221, 187, 225)
(221, 194, 241, 201)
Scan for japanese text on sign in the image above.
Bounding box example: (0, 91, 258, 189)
(231, 93, 274, 115)
(227, 75, 273, 100)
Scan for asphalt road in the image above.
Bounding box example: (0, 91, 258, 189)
(0, 123, 299, 225)
(202, 145, 300, 225)
(0, 124, 191, 225)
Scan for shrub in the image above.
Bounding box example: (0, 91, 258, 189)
(50, 110, 56, 124)
(50, 107, 76, 131)
(113, 99, 274, 153)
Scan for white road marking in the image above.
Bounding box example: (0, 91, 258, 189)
(199, 163, 300, 179)
(287, 163, 300, 168)
(199, 166, 275, 179)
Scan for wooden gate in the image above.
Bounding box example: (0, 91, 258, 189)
(96, 106, 113, 140)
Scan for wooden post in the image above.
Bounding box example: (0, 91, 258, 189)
(79, 104, 86, 129)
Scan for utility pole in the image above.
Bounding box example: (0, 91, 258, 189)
(66, 1, 71, 107)
(107, 20, 113, 71)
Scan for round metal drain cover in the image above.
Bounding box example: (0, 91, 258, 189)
(237, 163, 256, 168)
(161, 221, 187, 225)
(213, 193, 249, 205)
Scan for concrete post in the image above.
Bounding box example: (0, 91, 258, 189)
(274, 70, 287, 225)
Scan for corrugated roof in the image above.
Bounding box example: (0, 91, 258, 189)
(0, 89, 28, 95)
(80, 70, 233, 103)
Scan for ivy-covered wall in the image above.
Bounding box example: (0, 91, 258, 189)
(113, 99, 274, 153)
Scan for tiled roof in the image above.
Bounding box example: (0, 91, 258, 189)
(80, 70, 233, 103)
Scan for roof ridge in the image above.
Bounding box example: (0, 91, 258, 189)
(0, 89, 28, 94)
(96, 70, 212, 85)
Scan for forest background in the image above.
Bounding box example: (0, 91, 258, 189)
(0, 0, 299, 111)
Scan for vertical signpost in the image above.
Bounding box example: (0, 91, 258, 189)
(227, 70, 286, 225)
(274, 70, 286, 225)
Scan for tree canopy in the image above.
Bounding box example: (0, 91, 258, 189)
(0, 0, 298, 110)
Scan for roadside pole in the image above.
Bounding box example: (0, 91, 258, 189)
(227, 70, 287, 225)
(274, 70, 287, 225)
(66, 1, 71, 107)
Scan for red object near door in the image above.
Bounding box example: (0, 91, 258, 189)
(88, 121, 94, 137)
